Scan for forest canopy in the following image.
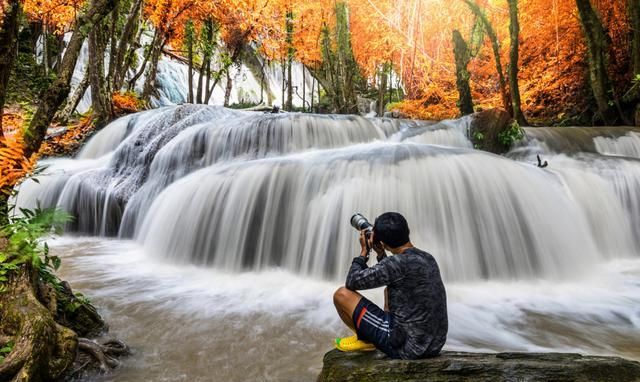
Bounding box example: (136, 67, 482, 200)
(0, 0, 638, 156)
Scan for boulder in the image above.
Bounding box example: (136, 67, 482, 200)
(356, 96, 376, 116)
(469, 108, 520, 154)
(317, 349, 640, 382)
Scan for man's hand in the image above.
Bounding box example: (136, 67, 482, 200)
(358, 230, 369, 257)
(370, 232, 386, 261)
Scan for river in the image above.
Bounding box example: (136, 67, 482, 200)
(15, 105, 640, 381)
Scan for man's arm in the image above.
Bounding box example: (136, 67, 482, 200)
(345, 256, 404, 291)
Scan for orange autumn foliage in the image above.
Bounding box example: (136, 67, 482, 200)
(112, 92, 141, 115)
(6, 0, 638, 122)
(0, 0, 7, 27)
(38, 115, 94, 157)
(1, 113, 37, 191)
(23, 0, 84, 34)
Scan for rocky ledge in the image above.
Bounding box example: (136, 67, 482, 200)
(317, 349, 640, 382)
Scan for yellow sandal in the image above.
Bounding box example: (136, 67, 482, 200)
(335, 335, 376, 352)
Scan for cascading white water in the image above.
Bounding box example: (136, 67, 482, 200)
(138, 144, 612, 282)
(520, 126, 640, 158)
(19, 107, 640, 381)
(594, 132, 640, 158)
(16, 106, 640, 284)
(16, 106, 438, 235)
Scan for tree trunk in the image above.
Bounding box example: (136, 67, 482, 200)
(25, 0, 116, 158)
(141, 37, 165, 105)
(42, 22, 49, 76)
(310, 76, 315, 112)
(1, 2, 27, 224)
(0, 0, 20, 138)
(462, 0, 511, 115)
(378, 64, 388, 116)
(387, 64, 392, 104)
(196, 58, 206, 104)
(630, 0, 640, 76)
(453, 30, 474, 116)
(204, 61, 230, 105)
(0, 193, 9, 226)
(52, 34, 65, 72)
(575, 0, 618, 124)
(302, 65, 306, 111)
(224, 70, 233, 107)
(0, 264, 77, 382)
(128, 30, 156, 92)
(285, 10, 294, 111)
(286, 60, 293, 110)
(507, 0, 527, 125)
(205, 62, 212, 103)
(334, 1, 360, 114)
(319, 25, 339, 112)
(281, 60, 286, 108)
(88, 7, 113, 129)
(56, 69, 90, 122)
(186, 21, 194, 104)
(0, 255, 123, 381)
(317, 78, 322, 110)
(106, 0, 120, 90)
(113, 0, 144, 90)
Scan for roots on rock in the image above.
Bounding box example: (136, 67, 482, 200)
(0, 262, 127, 381)
(73, 338, 130, 375)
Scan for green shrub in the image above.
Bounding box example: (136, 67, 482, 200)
(0, 207, 72, 292)
(498, 121, 524, 147)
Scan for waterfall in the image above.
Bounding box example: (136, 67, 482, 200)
(66, 31, 317, 115)
(594, 132, 640, 158)
(16, 106, 640, 283)
(519, 126, 640, 158)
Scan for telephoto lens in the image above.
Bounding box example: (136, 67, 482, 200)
(350, 213, 373, 232)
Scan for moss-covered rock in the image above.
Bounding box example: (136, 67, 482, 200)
(469, 108, 523, 154)
(0, 258, 122, 381)
(317, 349, 640, 382)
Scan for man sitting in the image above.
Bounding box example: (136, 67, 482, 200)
(333, 212, 448, 359)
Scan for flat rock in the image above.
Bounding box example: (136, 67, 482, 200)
(317, 349, 640, 382)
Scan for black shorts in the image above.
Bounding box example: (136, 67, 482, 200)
(352, 297, 399, 358)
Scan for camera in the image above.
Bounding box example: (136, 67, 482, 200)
(350, 213, 373, 232)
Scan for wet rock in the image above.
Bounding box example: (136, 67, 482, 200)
(317, 349, 640, 382)
(356, 96, 375, 116)
(469, 108, 516, 154)
(383, 110, 408, 119)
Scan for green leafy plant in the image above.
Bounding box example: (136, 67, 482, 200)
(472, 130, 485, 149)
(498, 121, 524, 147)
(0, 340, 14, 364)
(65, 291, 93, 313)
(0, 206, 72, 292)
